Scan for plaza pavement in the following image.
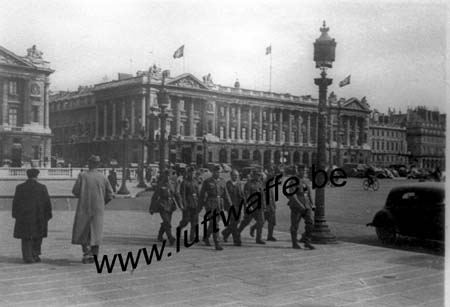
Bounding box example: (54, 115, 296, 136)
(0, 206, 445, 306)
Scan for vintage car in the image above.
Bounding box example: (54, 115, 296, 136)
(367, 182, 445, 244)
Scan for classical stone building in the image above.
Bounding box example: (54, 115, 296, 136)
(390, 107, 446, 169)
(50, 70, 371, 167)
(369, 110, 409, 167)
(0, 45, 53, 167)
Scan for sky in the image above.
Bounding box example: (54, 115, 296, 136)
(0, 0, 448, 113)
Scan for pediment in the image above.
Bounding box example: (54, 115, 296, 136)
(342, 98, 369, 111)
(167, 74, 209, 90)
(0, 46, 34, 68)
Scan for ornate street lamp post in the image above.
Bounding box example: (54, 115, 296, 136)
(117, 118, 130, 195)
(158, 70, 170, 182)
(137, 127, 148, 188)
(311, 21, 337, 243)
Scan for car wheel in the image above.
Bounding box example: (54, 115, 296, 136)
(376, 226, 397, 244)
(362, 179, 369, 190)
(372, 180, 380, 191)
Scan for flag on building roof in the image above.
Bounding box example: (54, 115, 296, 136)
(173, 45, 184, 59)
(339, 75, 351, 87)
(265, 45, 272, 55)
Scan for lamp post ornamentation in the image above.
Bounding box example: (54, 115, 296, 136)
(157, 70, 170, 183)
(311, 21, 337, 243)
(117, 118, 131, 195)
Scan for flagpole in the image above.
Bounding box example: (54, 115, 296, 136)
(269, 49, 272, 92)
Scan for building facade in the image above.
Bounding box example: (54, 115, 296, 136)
(0, 45, 54, 167)
(50, 70, 371, 168)
(369, 110, 409, 167)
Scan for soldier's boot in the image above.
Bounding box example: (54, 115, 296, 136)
(255, 227, 266, 244)
(157, 223, 165, 242)
(164, 223, 175, 246)
(221, 229, 229, 242)
(213, 233, 223, 251)
(267, 224, 277, 241)
(291, 231, 302, 249)
(232, 229, 242, 246)
(303, 239, 315, 250)
(250, 224, 256, 237)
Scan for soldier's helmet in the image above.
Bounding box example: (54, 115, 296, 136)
(251, 169, 261, 179)
(212, 165, 221, 172)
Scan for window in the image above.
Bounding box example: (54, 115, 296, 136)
(219, 126, 225, 139)
(179, 100, 185, 111)
(231, 107, 236, 118)
(230, 127, 236, 139)
(208, 120, 213, 133)
(219, 106, 225, 117)
(252, 128, 257, 140)
(272, 130, 277, 142)
(8, 108, 18, 126)
(241, 127, 246, 140)
(262, 129, 266, 141)
(32, 105, 39, 122)
(263, 111, 267, 121)
(9, 81, 18, 95)
(32, 146, 39, 159)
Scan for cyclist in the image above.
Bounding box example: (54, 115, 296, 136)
(365, 166, 376, 187)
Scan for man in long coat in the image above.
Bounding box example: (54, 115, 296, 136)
(12, 168, 52, 263)
(72, 155, 114, 263)
(221, 169, 245, 246)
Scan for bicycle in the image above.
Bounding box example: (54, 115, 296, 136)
(362, 177, 379, 191)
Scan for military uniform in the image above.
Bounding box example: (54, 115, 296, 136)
(178, 175, 200, 241)
(287, 177, 315, 249)
(149, 179, 178, 245)
(221, 179, 245, 245)
(199, 173, 230, 250)
(237, 175, 266, 244)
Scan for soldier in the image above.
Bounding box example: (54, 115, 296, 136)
(149, 172, 179, 245)
(237, 169, 266, 244)
(199, 165, 230, 250)
(221, 169, 245, 246)
(287, 167, 315, 249)
(251, 168, 277, 241)
(177, 167, 200, 242)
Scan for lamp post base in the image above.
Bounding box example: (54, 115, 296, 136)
(310, 220, 337, 244)
(117, 184, 130, 195)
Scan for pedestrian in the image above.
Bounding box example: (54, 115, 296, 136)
(199, 165, 230, 250)
(286, 166, 315, 250)
(177, 167, 200, 242)
(149, 171, 178, 245)
(108, 169, 118, 193)
(12, 169, 52, 263)
(145, 167, 152, 183)
(71, 155, 114, 263)
(221, 169, 245, 246)
(250, 168, 277, 241)
(237, 169, 266, 245)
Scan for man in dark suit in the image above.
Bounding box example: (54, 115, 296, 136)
(12, 168, 52, 263)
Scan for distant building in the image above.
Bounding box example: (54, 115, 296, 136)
(369, 109, 409, 167)
(0, 45, 54, 167)
(50, 71, 371, 167)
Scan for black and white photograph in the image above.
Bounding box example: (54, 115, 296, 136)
(0, 0, 448, 306)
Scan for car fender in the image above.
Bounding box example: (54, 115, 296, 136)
(367, 210, 395, 228)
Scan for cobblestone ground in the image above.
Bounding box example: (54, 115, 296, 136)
(0, 208, 444, 307)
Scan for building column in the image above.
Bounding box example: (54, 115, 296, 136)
(346, 117, 351, 146)
(210, 101, 216, 136)
(189, 100, 195, 136)
(306, 113, 311, 144)
(131, 99, 136, 135)
(297, 113, 302, 144)
(44, 82, 50, 128)
(354, 117, 359, 146)
(112, 102, 116, 137)
(248, 107, 252, 140)
(288, 113, 292, 144)
(259, 108, 263, 141)
(103, 103, 107, 137)
(278, 111, 283, 142)
(268, 109, 273, 142)
(95, 104, 99, 138)
(237, 106, 241, 139)
(1, 80, 8, 125)
(175, 98, 181, 136)
(225, 104, 230, 140)
(23, 80, 31, 124)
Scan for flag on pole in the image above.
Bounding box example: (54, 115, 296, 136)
(173, 45, 184, 59)
(339, 75, 351, 87)
(265, 45, 272, 55)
